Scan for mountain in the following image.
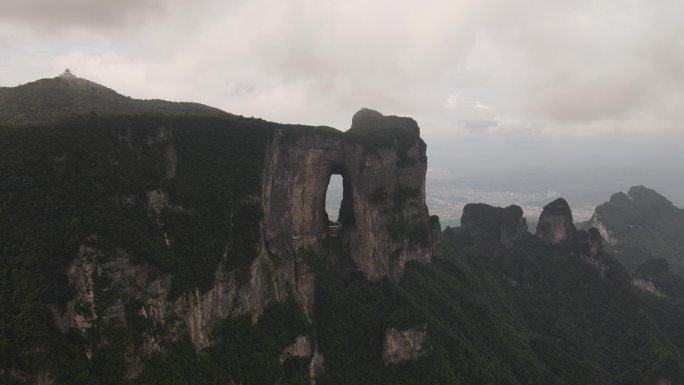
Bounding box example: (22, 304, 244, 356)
(1, 75, 683, 385)
(0, 71, 229, 125)
(587, 186, 684, 275)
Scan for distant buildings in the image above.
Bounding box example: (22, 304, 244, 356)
(59, 69, 76, 79)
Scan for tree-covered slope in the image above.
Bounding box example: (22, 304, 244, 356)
(0, 76, 230, 125)
(302, 228, 684, 385)
(0, 113, 276, 383)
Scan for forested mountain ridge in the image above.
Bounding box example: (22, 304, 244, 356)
(0, 72, 230, 125)
(1, 75, 683, 385)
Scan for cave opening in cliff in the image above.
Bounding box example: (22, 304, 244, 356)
(323, 167, 354, 231)
(325, 174, 343, 223)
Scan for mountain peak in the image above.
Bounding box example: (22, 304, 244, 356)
(536, 197, 576, 244)
(460, 203, 527, 248)
(627, 185, 673, 207)
(541, 197, 572, 217)
(349, 108, 420, 136)
(0, 73, 229, 125)
(590, 186, 684, 275)
(59, 68, 77, 79)
(608, 191, 631, 206)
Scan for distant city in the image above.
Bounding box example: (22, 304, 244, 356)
(325, 175, 596, 229)
(326, 166, 684, 229)
(425, 187, 595, 228)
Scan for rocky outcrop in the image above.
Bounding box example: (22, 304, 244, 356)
(536, 198, 576, 244)
(461, 203, 528, 248)
(429, 215, 442, 255)
(535, 198, 611, 273)
(588, 227, 603, 258)
(69, 245, 98, 329)
(587, 191, 633, 246)
(382, 324, 430, 365)
(577, 227, 603, 259)
(631, 278, 666, 297)
(588, 186, 684, 274)
(588, 213, 617, 246)
(576, 227, 609, 275)
(630, 259, 684, 298)
(280, 335, 312, 362)
(54, 241, 295, 353)
(262, 109, 435, 281)
(309, 345, 325, 383)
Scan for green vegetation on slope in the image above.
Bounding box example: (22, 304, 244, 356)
(0, 77, 230, 126)
(0, 113, 272, 382)
(310, 233, 684, 385)
(135, 300, 312, 385)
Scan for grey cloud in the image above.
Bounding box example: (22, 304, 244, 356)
(227, 82, 256, 97)
(463, 120, 498, 132)
(0, 0, 163, 29)
(473, 0, 684, 125)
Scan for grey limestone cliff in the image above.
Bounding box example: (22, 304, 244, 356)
(536, 198, 576, 244)
(262, 108, 436, 281)
(382, 324, 431, 365)
(460, 203, 528, 248)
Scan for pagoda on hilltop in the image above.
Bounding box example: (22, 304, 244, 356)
(59, 69, 76, 79)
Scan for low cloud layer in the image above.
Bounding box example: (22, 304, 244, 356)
(1, 0, 682, 175)
(0, 0, 163, 29)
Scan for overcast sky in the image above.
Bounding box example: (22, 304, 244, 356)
(1, 0, 683, 182)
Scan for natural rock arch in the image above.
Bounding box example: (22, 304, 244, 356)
(262, 109, 439, 280)
(321, 165, 354, 229)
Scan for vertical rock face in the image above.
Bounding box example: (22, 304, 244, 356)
(536, 198, 576, 244)
(588, 227, 603, 258)
(576, 227, 604, 259)
(499, 206, 528, 248)
(262, 109, 435, 280)
(429, 215, 442, 256)
(460, 203, 528, 248)
(309, 346, 325, 382)
(576, 227, 608, 275)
